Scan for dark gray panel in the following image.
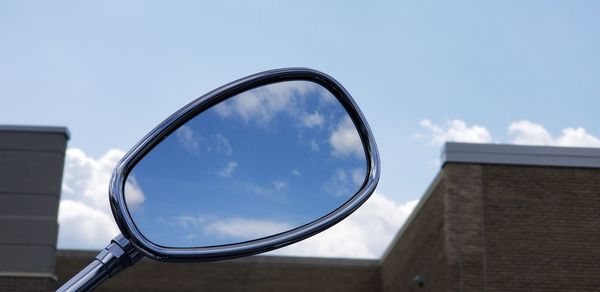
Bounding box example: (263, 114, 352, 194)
(0, 132, 68, 152)
(0, 245, 56, 273)
(0, 193, 59, 217)
(0, 151, 65, 194)
(0, 217, 58, 245)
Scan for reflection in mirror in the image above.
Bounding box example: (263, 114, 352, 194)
(125, 81, 367, 248)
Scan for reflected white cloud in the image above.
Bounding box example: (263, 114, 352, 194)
(206, 218, 292, 240)
(309, 139, 320, 152)
(218, 161, 238, 177)
(351, 168, 366, 186)
(330, 117, 363, 158)
(175, 216, 293, 241)
(214, 81, 332, 126)
(291, 169, 301, 176)
(322, 167, 365, 198)
(272, 180, 287, 191)
(245, 180, 289, 202)
(215, 134, 233, 156)
(124, 176, 145, 208)
(301, 111, 324, 128)
(175, 125, 201, 155)
(175, 215, 209, 229)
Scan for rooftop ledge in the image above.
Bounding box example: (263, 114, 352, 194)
(442, 142, 600, 169)
(0, 125, 70, 139)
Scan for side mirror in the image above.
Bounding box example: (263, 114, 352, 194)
(59, 68, 379, 291)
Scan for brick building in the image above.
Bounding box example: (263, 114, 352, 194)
(381, 143, 600, 291)
(1, 126, 599, 291)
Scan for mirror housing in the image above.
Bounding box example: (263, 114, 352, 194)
(108, 68, 380, 262)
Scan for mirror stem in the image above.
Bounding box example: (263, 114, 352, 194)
(57, 234, 143, 292)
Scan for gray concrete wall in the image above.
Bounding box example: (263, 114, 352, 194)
(0, 126, 69, 291)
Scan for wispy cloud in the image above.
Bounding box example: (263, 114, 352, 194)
(272, 180, 287, 191)
(206, 218, 292, 240)
(301, 111, 324, 128)
(329, 117, 364, 159)
(309, 139, 320, 152)
(214, 81, 318, 124)
(323, 168, 364, 198)
(218, 161, 238, 177)
(175, 125, 201, 155)
(215, 134, 233, 156)
(124, 176, 145, 209)
(175, 216, 293, 241)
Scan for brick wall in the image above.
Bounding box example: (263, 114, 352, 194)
(482, 165, 600, 291)
(380, 173, 449, 292)
(381, 162, 600, 291)
(0, 276, 55, 292)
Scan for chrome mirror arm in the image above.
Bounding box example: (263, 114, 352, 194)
(57, 234, 143, 292)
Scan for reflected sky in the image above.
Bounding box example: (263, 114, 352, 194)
(125, 81, 367, 248)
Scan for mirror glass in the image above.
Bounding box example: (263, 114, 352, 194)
(124, 80, 367, 248)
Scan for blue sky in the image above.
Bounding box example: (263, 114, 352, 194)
(2, 1, 599, 257)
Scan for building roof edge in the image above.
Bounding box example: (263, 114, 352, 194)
(442, 142, 600, 169)
(0, 125, 70, 140)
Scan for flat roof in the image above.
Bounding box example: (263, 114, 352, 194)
(442, 142, 600, 168)
(0, 125, 70, 139)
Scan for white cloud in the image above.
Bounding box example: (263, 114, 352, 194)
(351, 168, 366, 186)
(509, 120, 600, 147)
(124, 176, 145, 208)
(323, 168, 364, 198)
(272, 180, 287, 191)
(508, 120, 553, 145)
(175, 215, 209, 229)
(291, 169, 301, 176)
(419, 119, 492, 145)
(175, 125, 201, 155)
(59, 148, 144, 249)
(309, 138, 320, 152)
(420, 119, 600, 149)
(215, 134, 233, 156)
(271, 193, 418, 259)
(58, 200, 119, 249)
(329, 117, 364, 158)
(218, 161, 238, 177)
(206, 218, 292, 240)
(301, 111, 324, 128)
(214, 81, 318, 124)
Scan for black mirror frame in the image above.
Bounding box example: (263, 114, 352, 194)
(108, 68, 380, 262)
